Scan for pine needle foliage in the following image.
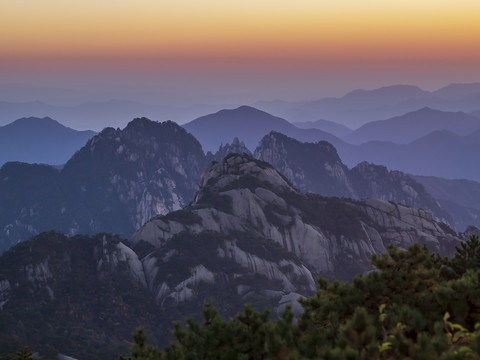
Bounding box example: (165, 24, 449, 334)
(123, 235, 480, 360)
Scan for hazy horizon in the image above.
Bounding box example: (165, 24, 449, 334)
(2, 0, 479, 114)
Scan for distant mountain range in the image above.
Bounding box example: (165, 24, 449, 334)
(0, 117, 96, 166)
(255, 83, 480, 128)
(413, 176, 480, 231)
(182, 105, 480, 182)
(291, 119, 353, 138)
(183, 105, 339, 152)
(4, 115, 479, 254)
(344, 107, 480, 144)
(2, 82, 479, 132)
(0, 99, 233, 131)
(5, 105, 480, 183)
(2, 102, 480, 251)
(339, 130, 480, 182)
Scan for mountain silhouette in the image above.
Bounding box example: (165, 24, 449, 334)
(183, 105, 341, 152)
(0, 117, 96, 166)
(255, 83, 480, 128)
(345, 107, 480, 144)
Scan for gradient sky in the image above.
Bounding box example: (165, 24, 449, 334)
(1, 0, 479, 106)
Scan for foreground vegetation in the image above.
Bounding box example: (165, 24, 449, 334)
(123, 235, 480, 359)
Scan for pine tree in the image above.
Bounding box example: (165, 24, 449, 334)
(120, 328, 160, 360)
(15, 347, 34, 360)
(450, 234, 480, 276)
(122, 236, 480, 359)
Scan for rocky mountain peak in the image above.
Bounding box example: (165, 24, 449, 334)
(350, 161, 453, 225)
(26, 118, 208, 240)
(133, 145, 464, 281)
(123, 118, 188, 138)
(207, 137, 252, 162)
(195, 153, 297, 204)
(253, 133, 454, 227)
(254, 132, 354, 196)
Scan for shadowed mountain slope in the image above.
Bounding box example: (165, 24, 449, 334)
(0, 117, 96, 166)
(254, 132, 452, 226)
(132, 153, 463, 281)
(413, 175, 480, 231)
(0, 119, 206, 252)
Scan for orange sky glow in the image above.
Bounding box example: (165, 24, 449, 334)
(1, 0, 479, 105)
(2, 0, 479, 62)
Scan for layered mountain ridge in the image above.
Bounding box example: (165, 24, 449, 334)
(183, 105, 480, 182)
(345, 107, 480, 145)
(183, 105, 340, 152)
(255, 82, 480, 128)
(0, 151, 474, 359)
(132, 153, 463, 280)
(1, 115, 475, 253)
(0, 119, 206, 252)
(254, 132, 452, 225)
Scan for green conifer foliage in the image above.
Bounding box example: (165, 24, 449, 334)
(15, 348, 34, 360)
(450, 234, 480, 276)
(120, 328, 160, 360)
(121, 235, 480, 360)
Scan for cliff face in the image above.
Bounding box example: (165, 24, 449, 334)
(0, 153, 470, 359)
(254, 132, 452, 227)
(207, 137, 252, 162)
(0, 232, 316, 357)
(349, 161, 452, 225)
(253, 132, 353, 197)
(0, 232, 159, 358)
(62, 118, 206, 230)
(0, 123, 463, 255)
(0, 119, 207, 252)
(132, 153, 463, 281)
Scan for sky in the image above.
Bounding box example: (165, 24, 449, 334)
(1, 0, 480, 106)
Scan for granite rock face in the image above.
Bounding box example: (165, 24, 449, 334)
(0, 119, 207, 252)
(254, 132, 353, 197)
(0, 153, 471, 359)
(62, 118, 206, 230)
(132, 153, 463, 281)
(207, 137, 252, 162)
(254, 132, 453, 227)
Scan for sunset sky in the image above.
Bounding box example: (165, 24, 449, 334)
(1, 0, 479, 106)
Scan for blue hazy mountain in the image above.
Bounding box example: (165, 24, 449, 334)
(470, 110, 480, 118)
(338, 130, 480, 182)
(292, 118, 353, 137)
(255, 83, 480, 128)
(431, 83, 480, 99)
(412, 175, 480, 231)
(182, 105, 480, 182)
(182, 105, 342, 152)
(0, 118, 206, 253)
(0, 99, 234, 131)
(0, 117, 96, 166)
(345, 107, 480, 144)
